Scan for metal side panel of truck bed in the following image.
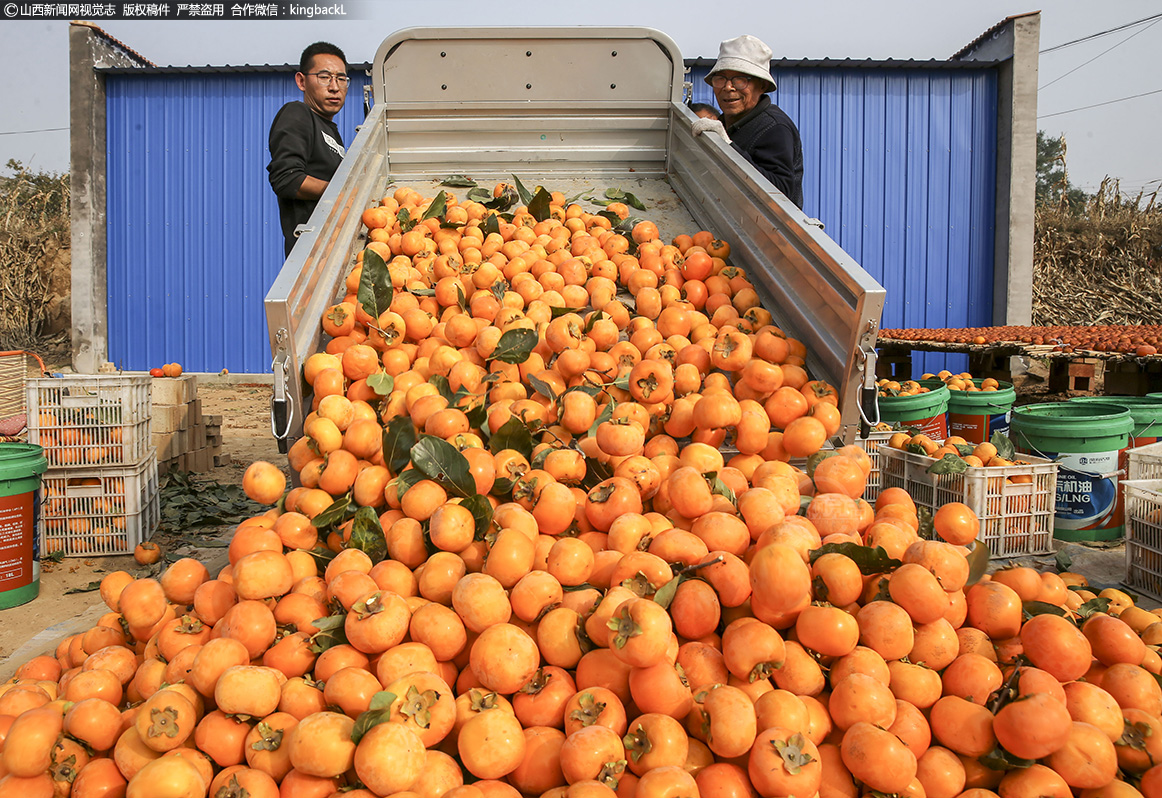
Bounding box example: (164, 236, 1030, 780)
(265, 26, 885, 449)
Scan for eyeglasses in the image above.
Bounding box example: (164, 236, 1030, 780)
(305, 71, 350, 87)
(710, 74, 753, 90)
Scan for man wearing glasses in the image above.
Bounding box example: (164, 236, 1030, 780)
(268, 42, 350, 257)
(701, 35, 803, 209)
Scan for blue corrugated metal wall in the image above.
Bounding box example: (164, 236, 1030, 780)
(105, 71, 370, 374)
(690, 64, 997, 377)
(105, 64, 995, 377)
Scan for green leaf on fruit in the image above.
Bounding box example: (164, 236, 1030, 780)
(369, 691, 396, 711)
(382, 416, 417, 476)
(1076, 596, 1113, 620)
(350, 706, 394, 744)
(410, 435, 477, 499)
(429, 375, 456, 404)
(393, 468, 425, 499)
(489, 416, 534, 460)
(442, 175, 477, 187)
(311, 493, 354, 531)
(978, 746, 1035, 772)
(528, 187, 553, 222)
(808, 542, 902, 575)
(357, 247, 394, 324)
(704, 471, 737, 506)
(965, 539, 991, 587)
(587, 401, 615, 439)
(367, 370, 394, 397)
(347, 506, 387, 564)
(308, 613, 349, 654)
(1022, 600, 1067, 619)
(528, 374, 557, 402)
(397, 206, 416, 233)
(420, 191, 448, 221)
(927, 453, 969, 475)
(653, 575, 684, 610)
(492, 328, 538, 364)
(460, 493, 494, 540)
(512, 175, 535, 206)
(991, 431, 1016, 460)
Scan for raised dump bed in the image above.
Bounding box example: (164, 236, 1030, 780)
(265, 27, 885, 452)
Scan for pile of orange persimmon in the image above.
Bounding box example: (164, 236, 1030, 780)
(4, 187, 1162, 798)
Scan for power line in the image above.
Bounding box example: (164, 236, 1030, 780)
(1041, 12, 1162, 53)
(1038, 87, 1162, 119)
(1040, 18, 1161, 90)
(0, 126, 68, 137)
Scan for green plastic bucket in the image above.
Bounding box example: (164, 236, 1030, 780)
(1072, 396, 1162, 447)
(0, 443, 48, 609)
(921, 379, 1016, 444)
(876, 384, 949, 439)
(1011, 402, 1133, 543)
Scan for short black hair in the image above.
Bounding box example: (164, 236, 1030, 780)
(300, 42, 347, 75)
(688, 102, 719, 118)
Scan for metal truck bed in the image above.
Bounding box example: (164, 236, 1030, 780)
(265, 27, 885, 447)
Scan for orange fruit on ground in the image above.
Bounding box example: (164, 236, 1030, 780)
(134, 541, 162, 565)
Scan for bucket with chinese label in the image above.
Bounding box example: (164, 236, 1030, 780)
(876, 384, 949, 439)
(1011, 402, 1133, 542)
(940, 379, 1017, 444)
(0, 442, 48, 609)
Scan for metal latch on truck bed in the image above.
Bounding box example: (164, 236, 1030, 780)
(271, 328, 294, 454)
(858, 320, 880, 439)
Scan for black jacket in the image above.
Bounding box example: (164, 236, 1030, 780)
(725, 95, 804, 208)
(267, 101, 346, 256)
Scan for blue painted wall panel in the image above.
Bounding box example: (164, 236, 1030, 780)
(691, 64, 997, 378)
(106, 65, 994, 376)
(105, 71, 370, 374)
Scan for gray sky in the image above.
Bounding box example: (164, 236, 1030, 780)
(3, 1, 1160, 195)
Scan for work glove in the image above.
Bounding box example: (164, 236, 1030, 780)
(692, 117, 731, 144)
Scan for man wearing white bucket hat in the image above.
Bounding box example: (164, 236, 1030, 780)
(697, 34, 803, 208)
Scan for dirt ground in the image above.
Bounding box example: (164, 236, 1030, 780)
(0, 381, 282, 678)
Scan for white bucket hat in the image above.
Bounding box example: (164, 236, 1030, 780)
(705, 34, 777, 93)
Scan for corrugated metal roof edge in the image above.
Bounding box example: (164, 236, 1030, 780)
(950, 11, 1041, 60)
(97, 62, 374, 75)
(686, 56, 1001, 70)
(70, 21, 156, 67)
(98, 56, 997, 76)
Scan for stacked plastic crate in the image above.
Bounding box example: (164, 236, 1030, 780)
(26, 375, 159, 556)
(1124, 442, 1162, 601)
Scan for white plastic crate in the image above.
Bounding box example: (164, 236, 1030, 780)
(39, 455, 160, 557)
(26, 375, 153, 468)
(1124, 479, 1162, 602)
(879, 445, 1058, 558)
(1129, 442, 1162, 482)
